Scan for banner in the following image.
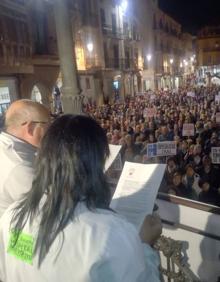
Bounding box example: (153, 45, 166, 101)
(211, 147, 220, 164)
(182, 123, 195, 136)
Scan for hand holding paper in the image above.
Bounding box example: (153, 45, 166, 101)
(139, 214, 162, 246)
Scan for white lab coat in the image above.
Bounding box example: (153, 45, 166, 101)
(0, 132, 36, 217)
(0, 202, 160, 282)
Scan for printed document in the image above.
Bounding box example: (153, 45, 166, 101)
(110, 162, 166, 230)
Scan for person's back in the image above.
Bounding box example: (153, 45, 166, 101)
(0, 201, 159, 282)
(0, 100, 50, 217)
(0, 132, 35, 216)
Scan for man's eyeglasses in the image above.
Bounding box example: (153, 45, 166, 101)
(21, 121, 50, 126)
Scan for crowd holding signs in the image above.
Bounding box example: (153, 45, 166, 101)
(86, 85, 220, 207)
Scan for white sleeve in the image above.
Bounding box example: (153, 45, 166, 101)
(90, 222, 160, 282)
(4, 163, 34, 202)
(0, 212, 9, 282)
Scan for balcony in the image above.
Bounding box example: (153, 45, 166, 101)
(85, 58, 102, 70)
(155, 65, 182, 76)
(102, 24, 124, 40)
(105, 58, 138, 70)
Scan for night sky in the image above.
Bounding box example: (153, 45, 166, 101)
(158, 0, 220, 35)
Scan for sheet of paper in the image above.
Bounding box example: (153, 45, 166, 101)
(104, 144, 122, 172)
(110, 162, 166, 230)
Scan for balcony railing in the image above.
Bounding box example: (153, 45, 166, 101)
(102, 24, 141, 41)
(85, 58, 102, 69)
(102, 24, 124, 39)
(155, 65, 183, 76)
(0, 42, 32, 66)
(105, 58, 139, 70)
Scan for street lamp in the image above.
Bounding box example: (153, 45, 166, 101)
(170, 58, 174, 64)
(190, 56, 194, 62)
(120, 0, 128, 13)
(87, 42, 94, 53)
(147, 54, 152, 62)
(180, 62, 183, 68)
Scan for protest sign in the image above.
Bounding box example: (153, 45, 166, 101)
(182, 123, 195, 136)
(147, 142, 176, 158)
(211, 147, 220, 164)
(157, 141, 177, 157)
(147, 143, 157, 158)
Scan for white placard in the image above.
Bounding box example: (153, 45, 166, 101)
(157, 141, 177, 156)
(211, 147, 220, 164)
(110, 162, 166, 230)
(182, 123, 195, 136)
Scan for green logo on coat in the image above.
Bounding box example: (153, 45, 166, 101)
(7, 230, 35, 265)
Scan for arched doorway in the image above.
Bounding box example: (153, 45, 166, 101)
(31, 85, 42, 104)
(51, 72, 63, 114)
(30, 83, 51, 109)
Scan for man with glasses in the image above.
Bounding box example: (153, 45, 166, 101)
(0, 99, 50, 217)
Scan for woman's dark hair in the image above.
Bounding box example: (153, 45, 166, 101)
(11, 114, 110, 265)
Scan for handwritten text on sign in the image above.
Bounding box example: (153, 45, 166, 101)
(147, 142, 176, 157)
(157, 142, 177, 156)
(182, 123, 195, 136)
(211, 147, 220, 164)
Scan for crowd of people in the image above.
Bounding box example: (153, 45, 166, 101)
(86, 85, 220, 207)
